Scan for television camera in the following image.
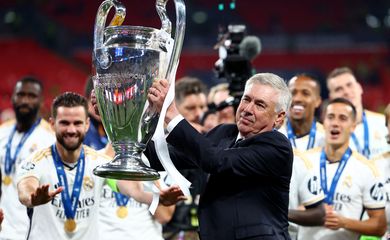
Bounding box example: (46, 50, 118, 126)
(213, 24, 261, 111)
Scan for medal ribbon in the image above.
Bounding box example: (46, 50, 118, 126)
(351, 111, 370, 158)
(320, 147, 352, 204)
(5, 118, 41, 175)
(51, 144, 85, 220)
(287, 120, 317, 150)
(114, 192, 130, 207)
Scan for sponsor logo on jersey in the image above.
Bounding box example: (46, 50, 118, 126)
(308, 176, 322, 195)
(21, 162, 35, 171)
(370, 182, 384, 201)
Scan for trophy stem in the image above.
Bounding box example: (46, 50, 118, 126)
(93, 142, 160, 181)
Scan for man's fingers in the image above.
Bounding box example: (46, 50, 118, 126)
(50, 186, 64, 197)
(36, 184, 49, 196)
(177, 196, 187, 201)
(166, 185, 182, 193)
(151, 79, 169, 93)
(158, 79, 169, 88)
(42, 184, 50, 191)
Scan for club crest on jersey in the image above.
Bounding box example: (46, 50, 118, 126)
(342, 175, 352, 188)
(83, 176, 94, 191)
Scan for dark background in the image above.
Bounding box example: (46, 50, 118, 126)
(1, 0, 390, 117)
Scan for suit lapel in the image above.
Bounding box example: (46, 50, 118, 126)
(227, 138, 238, 148)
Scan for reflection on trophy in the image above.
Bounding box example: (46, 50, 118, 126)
(92, 0, 185, 180)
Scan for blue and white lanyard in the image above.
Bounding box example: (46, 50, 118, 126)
(320, 147, 352, 204)
(287, 120, 317, 150)
(52, 144, 85, 220)
(114, 192, 130, 207)
(5, 118, 41, 175)
(351, 112, 370, 158)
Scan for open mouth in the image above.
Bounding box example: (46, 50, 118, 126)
(329, 129, 340, 139)
(291, 105, 304, 114)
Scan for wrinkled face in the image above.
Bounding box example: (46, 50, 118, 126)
(289, 76, 321, 122)
(323, 103, 356, 148)
(236, 83, 285, 138)
(177, 93, 207, 124)
(327, 73, 362, 108)
(51, 106, 89, 151)
(12, 82, 42, 123)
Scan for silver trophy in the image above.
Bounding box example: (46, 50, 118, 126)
(92, 0, 185, 180)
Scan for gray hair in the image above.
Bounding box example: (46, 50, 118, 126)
(245, 73, 291, 113)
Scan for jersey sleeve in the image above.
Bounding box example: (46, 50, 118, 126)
(293, 154, 324, 207)
(362, 162, 386, 209)
(15, 148, 50, 184)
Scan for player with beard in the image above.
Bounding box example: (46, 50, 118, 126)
(0, 76, 55, 240)
(279, 74, 325, 150)
(16, 92, 182, 240)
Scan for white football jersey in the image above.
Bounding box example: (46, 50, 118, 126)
(279, 120, 325, 151)
(0, 119, 55, 240)
(350, 110, 389, 158)
(372, 151, 390, 239)
(16, 146, 109, 240)
(99, 181, 164, 240)
(298, 148, 385, 240)
(289, 151, 324, 239)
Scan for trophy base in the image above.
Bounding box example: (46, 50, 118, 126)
(93, 157, 160, 181)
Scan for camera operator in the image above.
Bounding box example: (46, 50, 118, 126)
(202, 25, 261, 129)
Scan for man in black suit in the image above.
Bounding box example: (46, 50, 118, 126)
(146, 73, 293, 240)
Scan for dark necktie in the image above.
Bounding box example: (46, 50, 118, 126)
(231, 138, 243, 148)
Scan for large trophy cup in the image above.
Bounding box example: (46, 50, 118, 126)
(92, 0, 185, 180)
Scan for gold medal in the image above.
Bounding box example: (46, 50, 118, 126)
(116, 206, 128, 218)
(3, 176, 12, 186)
(64, 219, 76, 233)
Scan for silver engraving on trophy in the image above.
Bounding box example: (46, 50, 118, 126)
(92, 0, 185, 180)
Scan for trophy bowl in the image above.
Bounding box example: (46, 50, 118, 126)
(92, 0, 185, 180)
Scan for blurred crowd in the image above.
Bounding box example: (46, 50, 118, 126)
(0, 65, 389, 240)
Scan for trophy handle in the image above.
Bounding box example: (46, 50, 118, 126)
(156, 0, 172, 35)
(156, 0, 186, 81)
(94, 0, 126, 51)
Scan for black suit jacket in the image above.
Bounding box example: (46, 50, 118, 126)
(145, 120, 293, 240)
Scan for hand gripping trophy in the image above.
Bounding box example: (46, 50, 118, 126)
(92, 0, 185, 181)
